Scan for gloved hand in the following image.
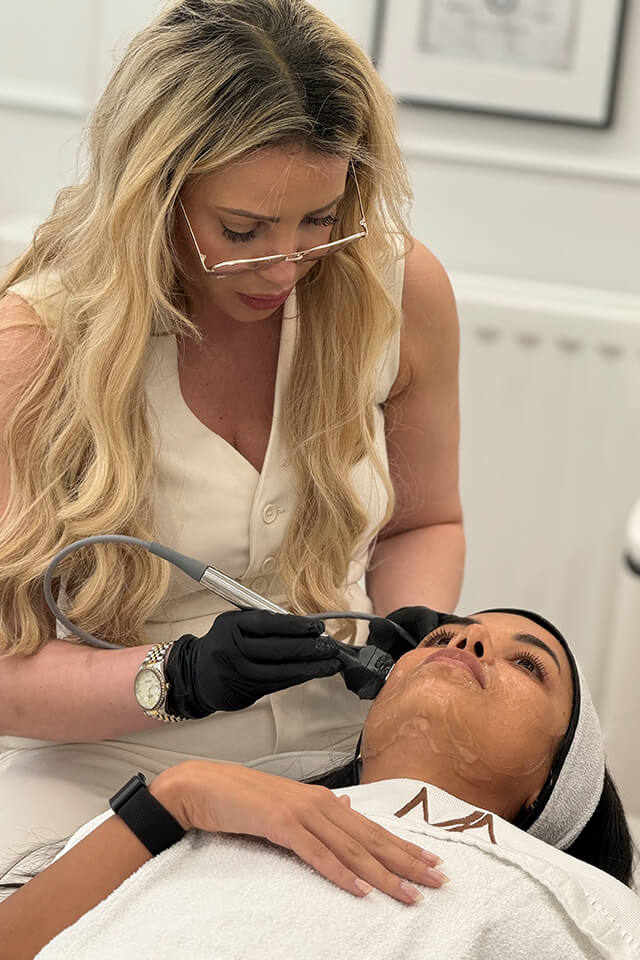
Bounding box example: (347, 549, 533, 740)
(366, 605, 444, 663)
(165, 609, 342, 719)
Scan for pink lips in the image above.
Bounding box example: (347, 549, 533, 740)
(238, 290, 292, 310)
(425, 649, 486, 689)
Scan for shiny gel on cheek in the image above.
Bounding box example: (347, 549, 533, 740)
(361, 658, 564, 786)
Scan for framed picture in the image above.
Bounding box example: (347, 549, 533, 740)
(374, 0, 628, 127)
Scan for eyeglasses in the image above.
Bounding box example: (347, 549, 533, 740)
(177, 159, 368, 278)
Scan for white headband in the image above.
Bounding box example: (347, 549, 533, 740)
(525, 659, 605, 850)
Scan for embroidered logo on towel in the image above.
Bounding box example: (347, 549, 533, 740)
(394, 787, 497, 845)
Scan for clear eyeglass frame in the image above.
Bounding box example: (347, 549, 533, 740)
(177, 159, 368, 278)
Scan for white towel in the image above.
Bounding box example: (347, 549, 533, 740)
(37, 779, 640, 960)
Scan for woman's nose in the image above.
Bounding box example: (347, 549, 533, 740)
(452, 623, 495, 664)
(255, 258, 300, 289)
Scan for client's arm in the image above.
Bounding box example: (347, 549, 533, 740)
(2, 770, 183, 959)
(1, 760, 446, 958)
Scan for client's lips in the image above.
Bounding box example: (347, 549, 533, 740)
(424, 649, 486, 689)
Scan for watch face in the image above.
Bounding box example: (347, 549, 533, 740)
(135, 668, 163, 710)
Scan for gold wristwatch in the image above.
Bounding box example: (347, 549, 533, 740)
(134, 641, 186, 723)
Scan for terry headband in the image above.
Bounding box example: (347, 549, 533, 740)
(476, 608, 606, 850)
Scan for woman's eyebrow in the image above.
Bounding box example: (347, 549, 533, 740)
(215, 193, 344, 223)
(438, 615, 480, 627)
(513, 633, 561, 674)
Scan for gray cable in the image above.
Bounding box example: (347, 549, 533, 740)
(44, 536, 152, 649)
(43, 534, 414, 649)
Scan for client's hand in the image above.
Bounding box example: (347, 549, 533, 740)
(154, 761, 447, 905)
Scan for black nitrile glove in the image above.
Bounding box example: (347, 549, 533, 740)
(339, 644, 396, 700)
(165, 609, 342, 719)
(366, 605, 444, 662)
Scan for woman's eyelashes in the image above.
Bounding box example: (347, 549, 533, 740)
(421, 628, 548, 682)
(512, 649, 548, 681)
(422, 628, 456, 647)
(222, 213, 339, 244)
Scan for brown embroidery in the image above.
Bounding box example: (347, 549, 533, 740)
(394, 787, 497, 844)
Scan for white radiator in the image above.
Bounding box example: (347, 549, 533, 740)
(453, 274, 640, 719)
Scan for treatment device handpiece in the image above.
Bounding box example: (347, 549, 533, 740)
(197, 563, 395, 699)
(43, 536, 398, 697)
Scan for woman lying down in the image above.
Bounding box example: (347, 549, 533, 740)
(3, 608, 640, 959)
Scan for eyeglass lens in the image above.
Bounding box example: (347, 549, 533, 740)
(211, 235, 358, 276)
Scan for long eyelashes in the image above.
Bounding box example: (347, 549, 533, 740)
(222, 213, 339, 244)
(421, 629, 548, 681)
(222, 227, 255, 243)
(423, 628, 456, 645)
(512, 649, 548, 680)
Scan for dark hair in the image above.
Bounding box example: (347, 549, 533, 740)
(305, 760, 638, 891)
(564, 767, 638, 890)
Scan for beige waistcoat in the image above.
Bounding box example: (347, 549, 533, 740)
(0, 257, 403, 821)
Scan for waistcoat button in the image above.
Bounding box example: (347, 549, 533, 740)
(262, 503, 278, 524)
(261, 556, 277, 573)
(251, 576, 268, 594)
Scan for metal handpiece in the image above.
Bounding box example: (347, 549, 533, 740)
(198, 564, 393, 699)
(200, 564, 349, 651)
(200, 566, 290, 615)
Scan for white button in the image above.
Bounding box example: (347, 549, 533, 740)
(251, 576, 268, 594)
(261, 556, 277, 573)
(262, 503, 278, 524)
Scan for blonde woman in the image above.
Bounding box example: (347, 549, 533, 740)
(0, 0, 464, 899)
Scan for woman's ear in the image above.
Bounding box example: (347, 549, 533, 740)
(525, 792, 541, 812)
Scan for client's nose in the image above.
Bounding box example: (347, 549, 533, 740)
(453, 623, 495, 664)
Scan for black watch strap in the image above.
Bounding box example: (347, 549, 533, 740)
(109, 773, 186, 856)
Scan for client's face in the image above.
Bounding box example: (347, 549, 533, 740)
(360, 613, 574, 821)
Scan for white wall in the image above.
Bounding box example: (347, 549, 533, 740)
(0, 0, 164, 259)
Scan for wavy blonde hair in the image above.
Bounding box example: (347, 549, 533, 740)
(0, 0, 412, 656)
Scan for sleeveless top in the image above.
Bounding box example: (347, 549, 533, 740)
(2, 257, 404, 779)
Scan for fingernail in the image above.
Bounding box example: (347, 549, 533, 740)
(426, 868, 450, 884)
(400, 881, 424, 904)
(354, 878, 373, 896)
(420, 850, 443, 865)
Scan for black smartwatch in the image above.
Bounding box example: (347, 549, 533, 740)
(109, 772, 186, 856)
